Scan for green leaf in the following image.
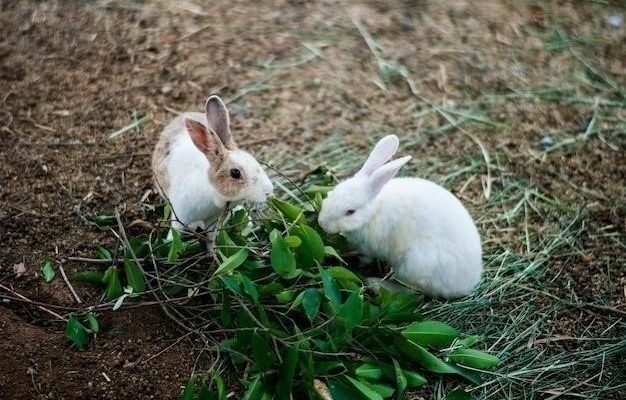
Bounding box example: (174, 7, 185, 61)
(103, 267, 123, 301)
(292, 224, 325, 270)
(328, 378, 366, 400)
(198, 383, 214, 400)
(213, 249, 249, 277)
(261, 282, 283, 295)
(123, 257, 146, 293)
(306, 184, 334, 195)
(86, 312, 100, 333)
(355, 363, 383, 380)
(41, 261, 55, 283)
(324, 246, 347, 264)
(242, 376, 263, 400)
(163, 203, 172, 221)
(270, 197, 305, 223)
(128, 236, 149, 257)
(284, 235, 302, 248)
(447, 389, 474, 400)
(339, 291, 363, 331)
(92, 214, 115, 227)
(239, 275, 259, 302)
(320, 269, 341, 306)
(302, 288, 321, 321)
(315, 361, 345, 376)
(401, 370, 427, 388)
(73, 271, 105, 285)
(230, 208, 250, 232)
(251, 331, 271, 372)
(112, 293, 129, 311)
(449, 348, 500, 369)
(458, 335, 480, 348)
(216, 230, 239, 258)
(327, 267, 362, 285)
(221, 289, 232, 326)
(270, 232, 296, 277)
(369, 383, 394, 398)
(182, 377, 195, 400)
(401, 320, 458, 348)
(168, 228, 183, 262)
(96, 246, 112, 260)
(275, 290, 294, 303)
(393, 359, 407, 400)
(346, 376, 383, 400)
(220, 276, 242, 295)
(394, 337, 458, 374)
(102, 267, 114, 284)
(215, 373, 226, 400)
(65, 314, 89, 349)
(276, 345, 299, 400)
(378, 362, 426, 388)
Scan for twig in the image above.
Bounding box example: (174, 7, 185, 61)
(114, 209, 211, 345)
(0, 283, 67, 321)
(260, 161, 317, 210)
(108, 115, 150, 139)
(57, 262, 82, 304)
(581, 303, 626, 317)
(65, 256, 145, 264)
(543, 371, 602, 400)
(142, 330, 194, 364)
(178, 23, 212, 42)
(465, 133, 492, 200)
(0, 293, 188, 311)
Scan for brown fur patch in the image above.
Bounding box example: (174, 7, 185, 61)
(152, 112, 205, 198)
(209, 160, 246, 198)
(152, 110, 241, 201)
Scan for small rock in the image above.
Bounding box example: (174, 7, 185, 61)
(52, 110, 71, 117)
(161, 83, 173, 95)
(540, 135, 555, 149)
(606, 14, 623, 28)
(13, 262, 27, 278)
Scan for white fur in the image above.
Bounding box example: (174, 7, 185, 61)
(155, 98, 273, 231)
(357, 135, 399, 176)
(165, 132, 221, 230)
(318, 135, 482, 298)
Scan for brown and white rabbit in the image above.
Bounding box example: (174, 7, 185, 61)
(152, 95, 273, 231)
(318, 135, 482, 298)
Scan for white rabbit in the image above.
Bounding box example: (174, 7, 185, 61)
(317, 135, 482, 298)
(152, 95, 273, 231)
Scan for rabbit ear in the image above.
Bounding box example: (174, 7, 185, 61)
(368, 156, 411, 197)
(185, 118, 226, 164)
(357, 135, 399, 176)
(205, 95, 234, 149)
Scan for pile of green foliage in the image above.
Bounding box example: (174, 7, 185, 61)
(67, 180, 499, 400)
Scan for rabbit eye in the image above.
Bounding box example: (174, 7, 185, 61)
(345, 209, 355, 216)
(230, 168, 242, 179)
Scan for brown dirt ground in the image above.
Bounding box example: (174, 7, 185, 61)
(1, 0, 624, 399)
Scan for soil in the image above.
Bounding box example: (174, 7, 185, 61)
(1, 0, 624, 399)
